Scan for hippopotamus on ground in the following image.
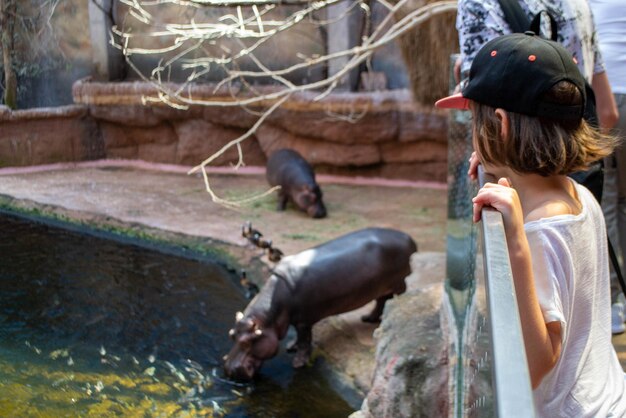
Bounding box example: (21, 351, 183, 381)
(266, 148, 327, 219)
(223, 227, 417, 381)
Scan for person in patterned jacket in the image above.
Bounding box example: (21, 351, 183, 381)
(455, 0, 617, 130)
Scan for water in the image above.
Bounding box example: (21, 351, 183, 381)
(0, 212, 354, 417)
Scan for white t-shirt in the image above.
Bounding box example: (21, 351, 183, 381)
(457, 0, 604, 81)
(590, 0, 626, 94)
(525, 180, 626, 416)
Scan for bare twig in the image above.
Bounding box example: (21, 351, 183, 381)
(111, 0, 457, 206)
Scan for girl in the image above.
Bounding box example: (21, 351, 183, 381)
(436, 32, 626, 416)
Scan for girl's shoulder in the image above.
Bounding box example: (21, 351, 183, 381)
(524, 178, 584, 223)
(524, 180, 599, 230)
(525, 200, 582, 223)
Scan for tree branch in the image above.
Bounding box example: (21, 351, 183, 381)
(111, 0, 457, 206)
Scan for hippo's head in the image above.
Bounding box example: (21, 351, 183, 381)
(294, 184, 327, 219)
(223, 312, 280, 381)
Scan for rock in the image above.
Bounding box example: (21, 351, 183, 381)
(0, 105, 87, 122)
(67, 81, 452, 183)
(89, 105, 162, 127)
(269, 102, 399, 144)
(100, 123, 178, 148)
(73, 79, 157, 105)
(107, 146, 138, 160)
(152, 105, 203, 121)
(255, 124, 380, 166)
(0, 115, 95, 166)
(138, 143, 178, 164)
(174, 119, 267, 167)
(359, 252, 449, 418)
(202, 106, 259, 129)
(263, 90, 444, 145)
(378, 162, 447, 183)
(380, 141, 447, 164)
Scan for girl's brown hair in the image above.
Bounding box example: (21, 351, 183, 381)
(471, 81, 617, 176)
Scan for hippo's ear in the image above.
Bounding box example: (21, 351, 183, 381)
(250, 322, 264, 339)
(239, 322, 264, 343)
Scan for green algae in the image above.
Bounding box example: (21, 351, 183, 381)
(0, 350, 228, 417)
(0, 195, 240, 268)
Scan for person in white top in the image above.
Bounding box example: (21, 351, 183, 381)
(590, 0, 626, 333)
(437, 33, 626, 416)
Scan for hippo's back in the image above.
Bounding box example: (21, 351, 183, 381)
(266, 149, 315, 187)
(272, 228, 417, 319)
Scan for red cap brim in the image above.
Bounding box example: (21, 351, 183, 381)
(435, 92, 470, 110)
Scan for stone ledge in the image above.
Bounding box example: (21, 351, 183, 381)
(0, 81, 450, 182)
(72, 79, 448, 145)
(66, 80, 449, 182)
(72, 79, 447, 114)
(0, 104, 88, 121)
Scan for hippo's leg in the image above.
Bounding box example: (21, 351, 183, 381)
(291, 324, 312, 368)
(277, 191, 288, 211)
(361, 294, 393, 323)
(361, 279, 407, 323)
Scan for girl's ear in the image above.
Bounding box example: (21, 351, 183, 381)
(494, 108, 510, 140)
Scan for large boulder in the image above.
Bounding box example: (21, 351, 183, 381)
(353, 252, 449, 417)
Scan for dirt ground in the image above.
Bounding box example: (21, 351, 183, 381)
(0, 161, 447, 256)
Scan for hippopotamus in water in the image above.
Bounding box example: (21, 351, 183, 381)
(223, 227, 417, 381)
(266, 148, 327, 218)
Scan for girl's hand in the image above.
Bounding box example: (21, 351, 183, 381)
(468, 151, 480, 181)
(472, 178, 524, 236)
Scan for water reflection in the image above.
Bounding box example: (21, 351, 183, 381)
(0, 212, 353, 417)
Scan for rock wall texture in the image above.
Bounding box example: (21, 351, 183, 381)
(0, 105, 103, 167)
(0, 81, 449, 182)
(350, 252, 450, 418)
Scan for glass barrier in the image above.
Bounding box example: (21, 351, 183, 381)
(445, 54, 534, 417)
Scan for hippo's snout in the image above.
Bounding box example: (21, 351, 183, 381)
(308, 203, 327, 219)
(224, 351, 262, 382)
(225, 362, 257, 381)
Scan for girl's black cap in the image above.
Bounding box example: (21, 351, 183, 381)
(436, 32, 586, 120)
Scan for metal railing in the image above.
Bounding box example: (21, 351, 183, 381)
(477, 167, 534, 417)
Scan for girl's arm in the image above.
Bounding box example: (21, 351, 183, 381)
(472, 178, 562, 388)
